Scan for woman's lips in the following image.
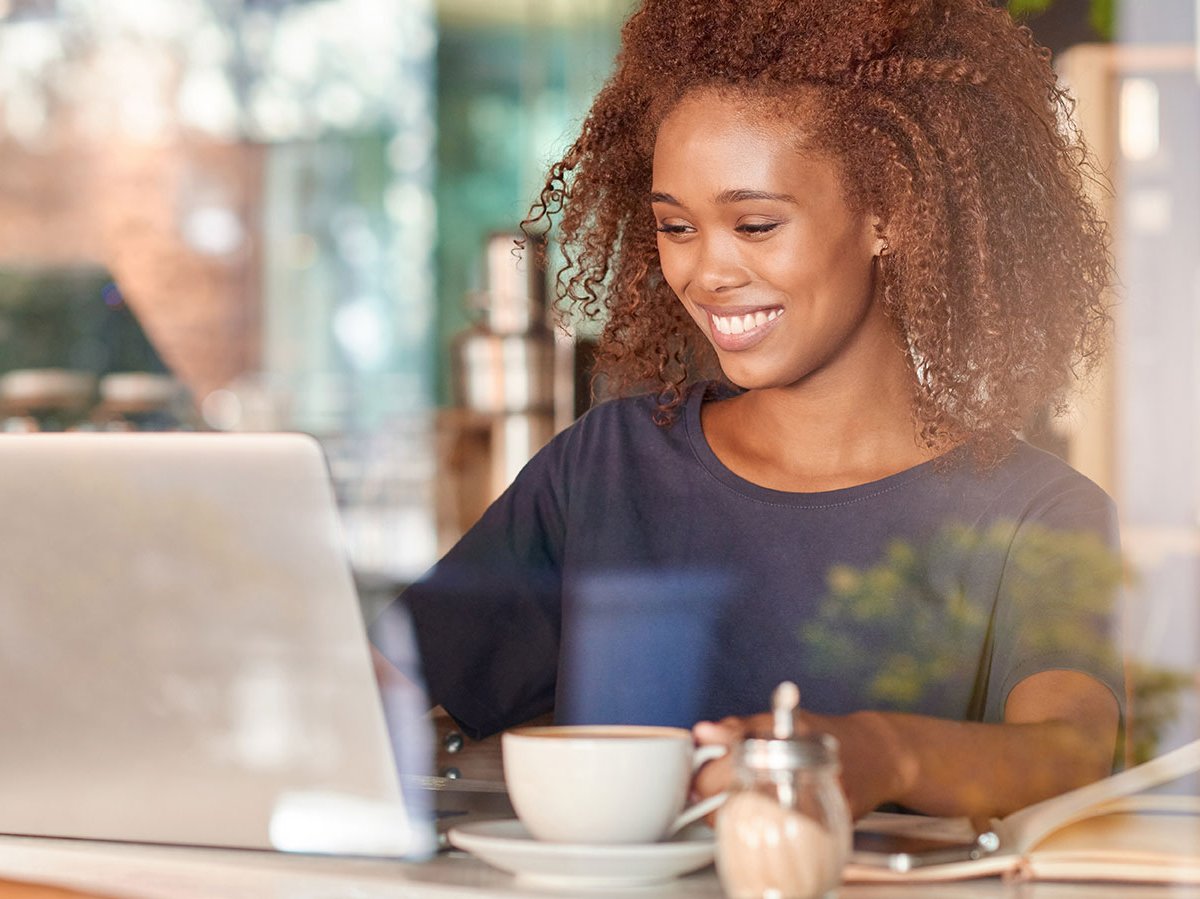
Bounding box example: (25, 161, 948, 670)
(700, 304, 785, 352)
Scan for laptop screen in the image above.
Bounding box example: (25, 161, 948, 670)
(0, 432, 432, 855)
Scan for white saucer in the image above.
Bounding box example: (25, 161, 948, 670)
(447, 819, 715, 890)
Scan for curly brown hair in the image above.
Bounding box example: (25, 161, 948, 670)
(522, 0, 1112, 460)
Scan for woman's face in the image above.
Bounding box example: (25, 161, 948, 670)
(652, 90, 887, 392)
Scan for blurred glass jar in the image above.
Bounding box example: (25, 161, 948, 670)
(453, 328, 555, 414)
(716, 733, 852, 899)
(452, 233, 555, 416)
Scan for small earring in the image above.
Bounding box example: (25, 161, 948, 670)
(878, 238, 891, 258)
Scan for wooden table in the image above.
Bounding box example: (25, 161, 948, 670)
(0, 834, 1197, 899)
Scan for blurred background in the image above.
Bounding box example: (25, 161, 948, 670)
(0, 0, 1195, 762)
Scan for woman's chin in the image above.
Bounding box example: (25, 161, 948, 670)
(714, 358, 804, 393)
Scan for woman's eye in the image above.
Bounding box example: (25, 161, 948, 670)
(656, 224, 692, 236)
(737, 222, 781, 235)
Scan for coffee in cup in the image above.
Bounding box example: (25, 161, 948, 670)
(501, 724, 726, 844)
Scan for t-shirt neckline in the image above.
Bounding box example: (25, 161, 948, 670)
(683, 381, 942, 508)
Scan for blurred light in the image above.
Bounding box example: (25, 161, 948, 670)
(106, 42, 176, 142)
(271, 20, 320, 82)
(249, 83, 305, 141)
(101, 282, 124, 308)
(182, 206, 245, 256)
(105, 0, 204, 42)
(189, 22, 232, 67)
(4, 90, 48, 144)
(201, 389, 242, 431)
(270, 791, 416, 857)
(384, 183, 436, 230)
(387, 129, 432, 175)
(330, 206, 367, 234)
(336, 222, 379, 266)
(333, 298, 391, 370)
(177, 68, 240, 138)
(316, 82, 366, 131)
(119, 94, 171, 142)
(1120, 77, 1160, 162)
(407, 16, 436, 58)
(0, 0, 431, 143)
(1127, 189, 1172, 235)
(0, 19, 61, 69)
(289, 234, 319, 269)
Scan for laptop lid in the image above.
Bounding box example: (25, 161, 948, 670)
(0, 432, 430, 853)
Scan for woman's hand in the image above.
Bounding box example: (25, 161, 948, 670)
(691, 671, 1119, 822)
(692, 710, 912, 820)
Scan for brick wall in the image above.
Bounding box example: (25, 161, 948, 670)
(0, 137, 265, 402)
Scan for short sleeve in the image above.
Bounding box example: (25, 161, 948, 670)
(984, 479, 1125, 724)
(369, 432, 570, 740)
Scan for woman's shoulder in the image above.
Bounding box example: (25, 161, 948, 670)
(572, 389, 664, 426)
(1000, 440, 1113, 502)
(536, 385, 706, 480)
(560, 384, 700, 443)
(960, 439, 1117, 532)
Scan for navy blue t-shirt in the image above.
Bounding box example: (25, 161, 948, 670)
(372, 384, 1123, 740)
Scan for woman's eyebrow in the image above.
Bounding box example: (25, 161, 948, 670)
(715, 188, 797, 204)
(649, 189, 798, 205)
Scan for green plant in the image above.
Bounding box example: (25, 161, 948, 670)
(1125, 664, 1197, 767)
(803, 521, 1126, 715)
(801, 520, 1193, 761)
(1008, 0, 1116, 41)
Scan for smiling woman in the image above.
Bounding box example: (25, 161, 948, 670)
(372, 0, 1125, 827)
(652, 93, 882, 382)
(647, 89, 930, 491)
(524, 0, 1110, 466)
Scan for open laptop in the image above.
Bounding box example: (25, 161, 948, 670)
(0, 432, 433, 856)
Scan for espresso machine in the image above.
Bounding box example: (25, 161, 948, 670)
(441, 233, 578, 546)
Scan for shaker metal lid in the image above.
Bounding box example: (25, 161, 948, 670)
(736, 733, 841, 771)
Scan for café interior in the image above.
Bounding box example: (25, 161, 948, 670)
(0, 0, 1198, 896)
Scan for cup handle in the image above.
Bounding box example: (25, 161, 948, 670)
(692, 743, 728, 771)
(666, 790, 728, 837)
(665, 743, 730, 837)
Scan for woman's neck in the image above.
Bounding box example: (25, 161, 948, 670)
(701, 333, 937, 493)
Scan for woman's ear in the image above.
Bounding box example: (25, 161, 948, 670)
(871, 217, 891, 258)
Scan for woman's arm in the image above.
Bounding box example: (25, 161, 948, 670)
(693, 669, 1119, 820)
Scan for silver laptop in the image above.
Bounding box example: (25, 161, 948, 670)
(0, 432, 432, 854)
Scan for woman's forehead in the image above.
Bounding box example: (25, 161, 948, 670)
(655, 85, 825, 144)
(651, 88, 840, 197)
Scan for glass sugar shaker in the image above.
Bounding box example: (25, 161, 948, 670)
(715, 682, 853, 899)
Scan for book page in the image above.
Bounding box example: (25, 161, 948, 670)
(999, 738, 1200, 853)
(1026, 808, 1200, 884)
(844, 746, 1200, 884)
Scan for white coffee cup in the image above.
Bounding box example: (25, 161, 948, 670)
(501, 724, 727, 845)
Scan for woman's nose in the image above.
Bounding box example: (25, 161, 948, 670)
(693, 236, 748, 293)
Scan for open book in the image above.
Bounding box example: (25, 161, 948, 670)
(844, 737, 1200, 884)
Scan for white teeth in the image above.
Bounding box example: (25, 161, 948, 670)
(711, 309, 782, 336)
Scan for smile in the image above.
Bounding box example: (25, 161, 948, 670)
(700, 305, 785, 351)
(711, 308, 782, 335)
